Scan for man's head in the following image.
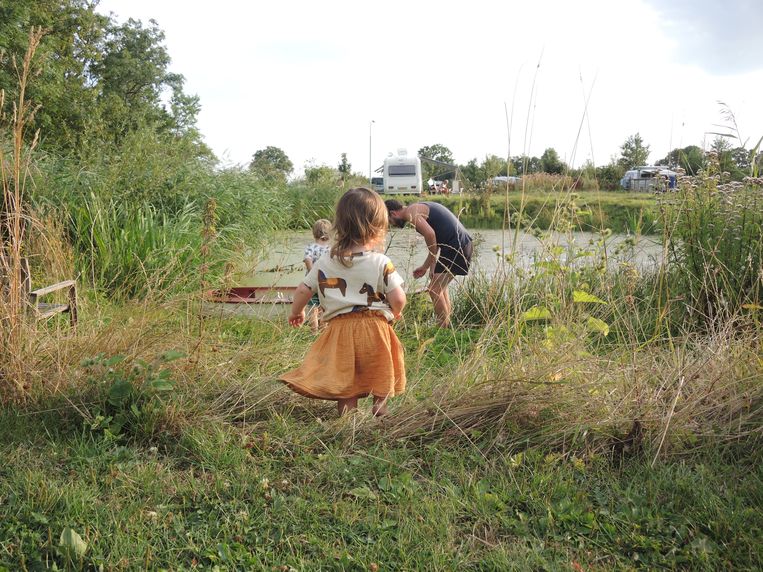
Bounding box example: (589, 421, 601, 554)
(384, 199, 406, 228)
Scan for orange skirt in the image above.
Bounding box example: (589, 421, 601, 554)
(280, 311, 406, 400)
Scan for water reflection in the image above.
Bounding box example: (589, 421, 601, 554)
(242, 228, 663, 288)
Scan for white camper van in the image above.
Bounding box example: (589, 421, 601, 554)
(620, 166, 677, 192)
(383, 150, 422, 195)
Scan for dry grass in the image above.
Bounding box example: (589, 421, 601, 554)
(1, 28, 44, 398)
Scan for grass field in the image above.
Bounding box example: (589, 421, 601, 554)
(388, 190, 659, 235)
(1, 303, 760, 570)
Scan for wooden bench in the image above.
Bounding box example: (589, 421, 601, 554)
(14, 257, 78, 326)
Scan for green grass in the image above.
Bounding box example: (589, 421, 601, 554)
(1, 405, 760, 570)
(389, 191, 659, 234)
(1, 306, 761, 571)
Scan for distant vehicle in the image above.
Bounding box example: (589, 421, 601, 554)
(489, 176, 521, 186)
(370, 177, 384, 193)
(383, 149, 422, 195)
(620, 166, 677, 191)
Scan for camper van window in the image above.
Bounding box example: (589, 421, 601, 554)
(388, 165, 417, 176)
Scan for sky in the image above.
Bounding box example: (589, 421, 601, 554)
(96, 0, 763, 178)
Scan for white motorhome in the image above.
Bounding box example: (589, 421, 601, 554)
(383, 150, 422, 195)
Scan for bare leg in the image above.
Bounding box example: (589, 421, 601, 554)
(337, 396, 358, 415)
(428, 272, 455, 327)
(372, 395, 389, 417)
(308, 306, 319, 333)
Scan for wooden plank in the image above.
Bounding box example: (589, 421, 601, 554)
(30, 280, 76, 297)
(35, 302, 70, 319)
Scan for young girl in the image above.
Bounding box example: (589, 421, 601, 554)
(280, 188, 406, 416)
(303, 219, 331, 331)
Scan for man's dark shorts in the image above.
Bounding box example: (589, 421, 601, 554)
(434, 241, 473, 276)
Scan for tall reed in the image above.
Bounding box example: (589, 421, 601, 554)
(662, 173, 763, 327)
(1, 28, 44, 399)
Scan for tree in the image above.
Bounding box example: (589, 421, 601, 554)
(618, 133, 650, 169)
(460, 158, 481, 188)
(337, 153, 351, 181)
(0, 0, 107, 151)
(248, 146, 293, 183)
(658, 145, 705, 175)
(513, 155, 541, 174)
(304, 163, 338, 186)
(418, 143, 454, 183)
(540, 147, 565, 174)
(595, 162, 626, 190)
(481, 155, 507, 179)
(0, 2, 205, 156)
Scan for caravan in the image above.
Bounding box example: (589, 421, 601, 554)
(620, 165, 677, 192)
(383, 150, 422, 195)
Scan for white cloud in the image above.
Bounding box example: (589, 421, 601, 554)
(98, 0, 763, 175)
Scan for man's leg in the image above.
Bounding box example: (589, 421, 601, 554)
(428, 272, 455, 327)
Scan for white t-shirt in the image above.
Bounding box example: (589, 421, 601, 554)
(303, 242, 330, 265)
(303, 251, 404, 322)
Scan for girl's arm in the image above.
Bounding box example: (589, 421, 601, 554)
(385, 286, 406, 320)
(288, 283, 314, 327)
(304, 258, 313, 272)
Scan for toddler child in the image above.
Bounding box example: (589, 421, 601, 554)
(303, 219, 331, 330)
(280, 188, 406, 416)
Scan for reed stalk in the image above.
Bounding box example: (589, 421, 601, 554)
(1, 28, 44, 399)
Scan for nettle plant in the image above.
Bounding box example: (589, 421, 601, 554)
(81, 351, 185, 440)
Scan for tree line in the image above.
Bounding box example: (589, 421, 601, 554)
(252, 131, 761, 193)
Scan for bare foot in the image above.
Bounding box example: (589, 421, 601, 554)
(337, 397, 358, 415)
(372, 396, 389, 417)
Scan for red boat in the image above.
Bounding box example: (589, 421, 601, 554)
(204, 286, 298, 319)
(206, 286, 297, 304)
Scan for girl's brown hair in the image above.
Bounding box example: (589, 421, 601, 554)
(331, 187, 388, 266)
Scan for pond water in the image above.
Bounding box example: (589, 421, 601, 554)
(239, 228, 664, 289)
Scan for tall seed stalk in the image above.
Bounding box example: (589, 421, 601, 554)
(197, 198, 217, 340)
(1, 28, 43, 399)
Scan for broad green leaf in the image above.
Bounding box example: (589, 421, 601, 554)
(348, 486, 378, 500)
(573, 290, 607, 304)
(161, 350, 186, 362)
(149, 379, 174, 392)
(104, 355, 125, 367)
(107, 380, 133, 406)
(586, 316, 610, 336)
(59, 527, 88, 557)
(741, 303, 763, 311)
(521, 306, 552, 321)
